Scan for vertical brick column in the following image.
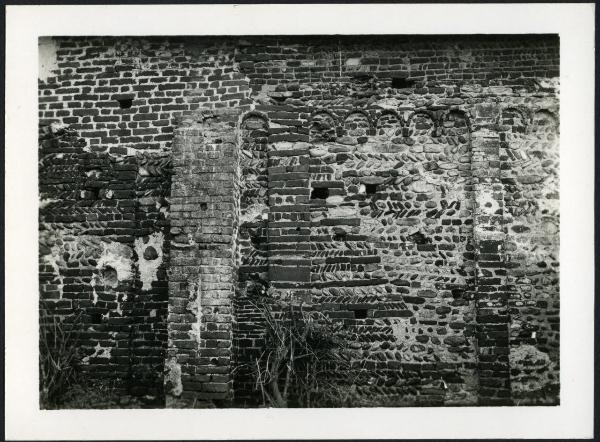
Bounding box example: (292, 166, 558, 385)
(471, 121, 513, 405)
(267, 144, 312, 293)
(166, 108, 241, 407)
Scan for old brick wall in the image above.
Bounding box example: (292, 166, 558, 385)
(39, 123, 170, 400)
(39, 35, 559, 407)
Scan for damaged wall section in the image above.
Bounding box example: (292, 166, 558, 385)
(38, 122, 171, 403)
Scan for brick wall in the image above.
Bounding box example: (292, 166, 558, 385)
(39, 123, 170, 401)
(39, 34, 559, 407)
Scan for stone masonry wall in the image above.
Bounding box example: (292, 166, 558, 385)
(39, 35, 559, 407)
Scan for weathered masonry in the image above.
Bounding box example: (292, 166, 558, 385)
(39, 35, 560, 407)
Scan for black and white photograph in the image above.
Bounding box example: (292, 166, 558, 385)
(5, 3, 594, 440)
(36, 32, 561, 410)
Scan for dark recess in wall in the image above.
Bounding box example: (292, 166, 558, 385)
(311, 187, 329, 200)
(354, 309, 368, 319)
(391, 77, 415, 88)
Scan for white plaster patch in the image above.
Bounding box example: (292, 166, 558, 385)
(325, 195, 345, 205)
(96, 241, 134, 286)
(114, 301, 123, 317)
(49, 122, 68, 134)
(82, 343, 112, 364)
(476, 188, 501, 214)
(359, 217, 382, 237)
(134, 232, 164, 291)
(390, 318, 411, 342)
(373, 98, 402, 110)
(91, 277, 98, 305)
(327, 206, 356, 218)
(512, 344, 550, 365)
(186, 277, 202, 343)
(190, 322, 202, 343)
(42, 244, 64, 299)
(85, 169, 102, 178)
(254, 84, 278, 103)
(239, 203, 268, 224)
(38, 37, 59, 81)
(164, 358, 183, 397)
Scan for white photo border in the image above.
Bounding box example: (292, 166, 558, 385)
(5, 3, 595, 440)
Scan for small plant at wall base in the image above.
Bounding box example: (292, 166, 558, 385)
(39, 307, 84, 409)
(245, 284, 356, 408)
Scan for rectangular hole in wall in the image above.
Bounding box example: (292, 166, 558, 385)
(354, 309, 368, 319)
(113, 93, 135, 109)
(311, 187, 329, 200)
(391, 77, 415, 88)
(365, 184, 378, 195)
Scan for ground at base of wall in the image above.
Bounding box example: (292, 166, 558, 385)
(45, 380, 164, 409)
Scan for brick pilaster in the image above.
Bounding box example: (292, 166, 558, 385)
(471, 125, 513, 405)
(166, 108, 241, 407)
(267, 145, 312, 293)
